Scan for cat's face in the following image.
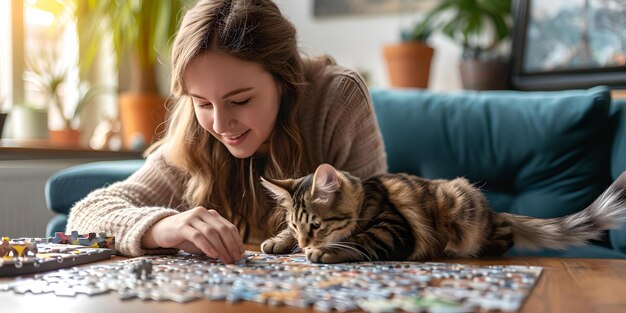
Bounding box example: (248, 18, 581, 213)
(261, 164, 363, 250)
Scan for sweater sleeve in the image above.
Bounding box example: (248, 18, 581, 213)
(66, 150, 185, 257)
(324, 70, 388, 179)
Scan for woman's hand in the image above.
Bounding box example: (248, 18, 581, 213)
(142, 207, 245, 263)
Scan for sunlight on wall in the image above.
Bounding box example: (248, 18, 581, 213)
(276, 0, 463, 91)
(25, 6, 55, 27)
(0, 1, 11, 111)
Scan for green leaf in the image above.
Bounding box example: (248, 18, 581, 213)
(76, 0, 186, 71)
(419, 0, 513, 56)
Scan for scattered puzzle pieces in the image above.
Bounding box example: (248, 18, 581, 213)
(0, 252, 543, 312)
(49, 231, 115, 253)
(0, 232, 115, 277)
(1, 237, 38, 258)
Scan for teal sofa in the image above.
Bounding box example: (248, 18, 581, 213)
(45, 86, 626, 258)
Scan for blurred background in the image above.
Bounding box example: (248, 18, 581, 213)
(0, 0, 503, 149)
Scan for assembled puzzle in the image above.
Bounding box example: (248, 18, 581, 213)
(0, 231, 115, 277)
(1, 248, 543, 312)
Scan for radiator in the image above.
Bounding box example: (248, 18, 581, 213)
(0, 160, 89, 238)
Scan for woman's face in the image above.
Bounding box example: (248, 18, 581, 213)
(184, 51, 281, 159)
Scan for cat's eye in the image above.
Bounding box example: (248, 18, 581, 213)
(311, 222, 320, 229)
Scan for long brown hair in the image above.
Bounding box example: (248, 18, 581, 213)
(148, 0, 312, 242)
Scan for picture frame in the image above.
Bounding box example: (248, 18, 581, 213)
(313, 0, 434, 18)
(511, 0, 626, 90)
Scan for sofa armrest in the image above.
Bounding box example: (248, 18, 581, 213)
(46, 214, 68, 238)
(44, 160, 145, 215)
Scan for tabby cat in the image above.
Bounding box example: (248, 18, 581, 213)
(260, 164, 626, 263)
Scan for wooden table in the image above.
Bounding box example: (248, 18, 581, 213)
(2, 255, 626, 313)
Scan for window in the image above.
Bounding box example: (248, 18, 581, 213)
(0, 1, 19, 112)
(1, 0, 80, 132)
(24, 0, 79, 129)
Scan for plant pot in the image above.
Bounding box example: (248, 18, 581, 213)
(49, 129, 81, 146)
(383, 42, 434, 88)
(119, 92, 166, 150)
(6, 106, 49, 139)
(0, 113, 7, 138)
(459, 58, 510, 90)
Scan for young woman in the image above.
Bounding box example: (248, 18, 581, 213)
(67, 0, 387, 263)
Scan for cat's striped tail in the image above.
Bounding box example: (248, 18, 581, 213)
(499, 171, 626, 250)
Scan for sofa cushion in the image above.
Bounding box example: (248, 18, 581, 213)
(45, 160, 144, 215)
(610, 99, 626, 180)
(609, 99, 626, 254)
(371, 86, 612, 219)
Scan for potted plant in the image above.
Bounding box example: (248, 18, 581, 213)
(421, 0, 513, 90)
(48, 81, 110, 146)
(25, 48, 109, 145)
(383, 20, 435, 88)
(4, 104, 49, 140)
(0, 97, 7, 139)
(7, 48, 59, 141)
(76, 0, 185, 150)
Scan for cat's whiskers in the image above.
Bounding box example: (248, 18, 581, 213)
(276, 219, 288, 230)
(322, 242, 371, 262)
(333, 241, 370, 254)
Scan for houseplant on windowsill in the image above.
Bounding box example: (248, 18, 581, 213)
(76, 0, 185, 150)
(48, 81, 110, 146)
(383, 20, 435, 88)
(421, 0, 513, 90)
(25, 49, 109, 146)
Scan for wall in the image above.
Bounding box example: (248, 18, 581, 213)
(276, 0, 463, 91)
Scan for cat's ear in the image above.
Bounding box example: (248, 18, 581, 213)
(260, 177, 296, 201)
(311, 163, 340, 205)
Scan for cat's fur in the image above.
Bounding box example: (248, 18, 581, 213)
(260, 164, 626, 263)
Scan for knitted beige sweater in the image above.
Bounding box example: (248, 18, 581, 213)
(66, 61, 387, 256)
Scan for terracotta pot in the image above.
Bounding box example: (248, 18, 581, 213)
(119, 92, 166, 150)
(49, 129, 81, 146)
(0, 113, 7, 138)
(383, 42, 434, 88)
(460, 58, 511, 90)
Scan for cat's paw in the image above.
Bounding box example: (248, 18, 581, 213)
(261, 237, 296, 254)
(306, 247, 353, 263)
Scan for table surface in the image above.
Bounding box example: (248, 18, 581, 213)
(0, 139, 143, 160)
(2, 251, 626, 313)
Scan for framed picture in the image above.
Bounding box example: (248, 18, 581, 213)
(511, 0, 626, 90)
(313, 0, 434, 18)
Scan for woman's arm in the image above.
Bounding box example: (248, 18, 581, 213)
(66, 149, 184, 257)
